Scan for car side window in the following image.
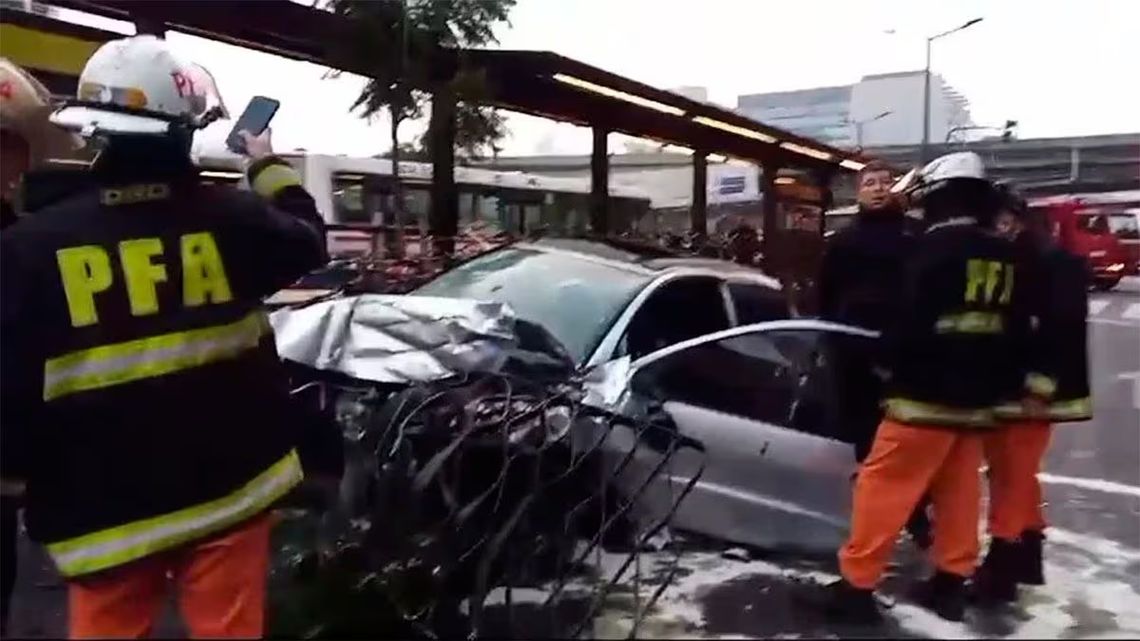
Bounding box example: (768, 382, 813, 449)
(633, 329, 838, 437)
(728, 282, 789, 325)
(622, 277, 731, 360)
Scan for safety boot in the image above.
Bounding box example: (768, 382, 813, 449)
(1014, 529, 1046, 585)
(969, 538, 1019, 606)
(909, 570, 967, 622)
(819, 578, 883, 625)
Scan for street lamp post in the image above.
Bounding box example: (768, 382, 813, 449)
(920, 17, 983, 163)
(853, 110, 893, 149)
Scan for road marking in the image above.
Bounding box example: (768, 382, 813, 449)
(1119, 371, 1140, 410)
(1124, 303, 1140, 320)
(1038, 472, 1140, 498)
(1047, 526, 1140, 560)
(1089, 317, 1140, 327)
(1089, 299, 1111, 316)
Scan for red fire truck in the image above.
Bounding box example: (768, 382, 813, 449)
(1029, 195, 1135, 291)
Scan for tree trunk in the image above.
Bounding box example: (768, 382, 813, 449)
(386, 103, 405, 259)
(428, 84, 458, 259)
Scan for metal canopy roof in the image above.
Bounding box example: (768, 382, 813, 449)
(46, 0, 868, 172)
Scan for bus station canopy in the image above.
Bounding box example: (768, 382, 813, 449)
(32, 0, 869, 174)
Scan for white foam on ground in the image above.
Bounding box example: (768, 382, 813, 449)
(581, 533, 1140, 639)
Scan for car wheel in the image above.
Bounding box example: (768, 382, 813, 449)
(1092, 277, 1121, 292)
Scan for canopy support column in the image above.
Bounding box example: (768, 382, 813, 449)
(590, 127, 609, 235)
(759, 161, 782, 271)
(691, 151, 708, 237)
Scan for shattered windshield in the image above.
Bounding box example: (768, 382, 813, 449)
(414, 247, 651, 364)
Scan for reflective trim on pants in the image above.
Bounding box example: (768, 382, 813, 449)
(42, 311, 269, 401)
(48, 450, 302, 578)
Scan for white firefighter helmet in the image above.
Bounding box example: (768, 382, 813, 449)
(892, 151, 988, 205)
(50, 35, 228, 137)
(1, 57, 82, 164)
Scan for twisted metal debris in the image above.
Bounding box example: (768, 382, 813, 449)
(274, 346, 706, 639)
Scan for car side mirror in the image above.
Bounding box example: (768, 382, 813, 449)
(582, 356, 632, 407)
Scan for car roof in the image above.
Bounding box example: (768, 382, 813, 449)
(522, 237, 779, 285)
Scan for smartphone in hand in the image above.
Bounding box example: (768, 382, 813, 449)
(225, 96, 280, 154)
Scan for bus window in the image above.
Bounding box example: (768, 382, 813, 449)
(331, 173, 429, 229)
(332, 179, 369, 224)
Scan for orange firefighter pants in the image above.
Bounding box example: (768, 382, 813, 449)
(68, 514, 272, 640)
(984, 420, 1052, 540)
(839, 419, 983, 590)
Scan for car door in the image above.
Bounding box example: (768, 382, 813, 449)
(624, 320, 876, 552)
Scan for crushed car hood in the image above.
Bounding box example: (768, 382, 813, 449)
(270, 295, 521, 384)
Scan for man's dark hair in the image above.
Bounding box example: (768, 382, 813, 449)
(858, 160, 894, 181)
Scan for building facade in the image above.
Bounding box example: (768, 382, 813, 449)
(736, 70, 975, 149)
(476, 134, 1140, 224)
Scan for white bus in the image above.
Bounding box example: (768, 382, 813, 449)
(194, 153, 653, 257)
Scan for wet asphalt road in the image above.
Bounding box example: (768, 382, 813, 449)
(1044, 277, 1140, 550)
(5, 279, 1139, 639)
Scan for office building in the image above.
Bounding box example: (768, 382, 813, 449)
(736, 70, 974, 148)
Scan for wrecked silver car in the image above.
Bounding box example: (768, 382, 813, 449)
(401, 238, 881, 553)
(267, 238, 879, 635)
(269, 286, 704, 638)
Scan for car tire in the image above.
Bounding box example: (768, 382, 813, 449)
(1092, 277, 1121, 292)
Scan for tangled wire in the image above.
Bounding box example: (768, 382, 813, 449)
(272, 365, 706, 640)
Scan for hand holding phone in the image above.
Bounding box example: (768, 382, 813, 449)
(226, 96, 280, 155)
(238, 130, 274, 161)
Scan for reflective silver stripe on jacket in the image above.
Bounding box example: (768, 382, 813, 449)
(43, 312, 269, 401)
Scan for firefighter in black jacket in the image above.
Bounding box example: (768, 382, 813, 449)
(1, 56, 85, 636)
(821, 152, 1052, 623)
(971, 184, 1092, 604)
(0, 36, 327, 638)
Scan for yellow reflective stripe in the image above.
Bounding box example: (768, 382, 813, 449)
(934, 311, 1004, 334)
(885, 398, 995, 428)
(993, 402, 1024, 419)
(250, 163, 301, 199)
(1025, 373, 1057, 398)
(1049, 397, 1093, 421)
(43, 312, 269, 401)
(995, 396, 1091, 421)
(48, 450, 302, 578)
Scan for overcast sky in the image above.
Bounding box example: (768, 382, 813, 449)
(64, 0, 1140, 157)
